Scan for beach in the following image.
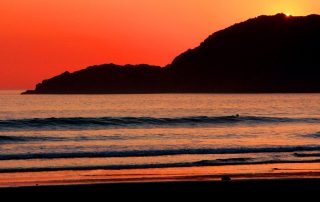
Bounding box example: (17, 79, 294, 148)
(1, 162, 320, 199)
(1, 162, 320, 187)
(2, 180, 320, 199)
(1, 92, 320, 199)
(2, 2, 320, 199)
(1, 174, 319, 200)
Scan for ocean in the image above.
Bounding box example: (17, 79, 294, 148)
(0, 91, 320, 174)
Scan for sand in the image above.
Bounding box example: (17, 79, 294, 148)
(0, 178, 319, 200)
(1, 163, 319, 200)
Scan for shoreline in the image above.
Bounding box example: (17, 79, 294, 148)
(1, 163, 319, 199)
(1, 178, 320, 199)
(1, 159, 320, 174)
(1, 162, 319, 188)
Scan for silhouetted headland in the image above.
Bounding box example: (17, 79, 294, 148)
(23, 14, 320, 94)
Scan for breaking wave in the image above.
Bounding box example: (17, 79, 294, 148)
(0, 115, 319, 131)
(1, 145, 320, 160)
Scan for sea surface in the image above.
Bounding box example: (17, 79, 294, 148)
(0, 90, 320, 173)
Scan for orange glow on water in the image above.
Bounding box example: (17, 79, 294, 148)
(0, 0, 319, 89)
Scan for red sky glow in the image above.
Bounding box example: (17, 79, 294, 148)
(0, 0, 319, 89)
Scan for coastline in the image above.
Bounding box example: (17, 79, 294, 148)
(1, 175, 319, 200)
(2, 92, 320, 199)
(1, 162, 319, 187)
(1, 163, 319, 199)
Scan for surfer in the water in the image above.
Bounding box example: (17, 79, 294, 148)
(228, 114, 240, 118)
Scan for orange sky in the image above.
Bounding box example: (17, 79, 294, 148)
(0, 0, 319, 89)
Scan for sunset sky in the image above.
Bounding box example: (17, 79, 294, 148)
(0, 0, 319, 89)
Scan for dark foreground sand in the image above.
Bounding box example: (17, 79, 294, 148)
(1, 178, 319, 200)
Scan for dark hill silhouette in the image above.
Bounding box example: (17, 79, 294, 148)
(23, 64, 164, 94)
(23, 14, 320, 94)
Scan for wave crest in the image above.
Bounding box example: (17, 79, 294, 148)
(1, 145, 320, 160)
(0, 116, 319, 131)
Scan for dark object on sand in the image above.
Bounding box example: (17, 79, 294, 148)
(23, 14, 320, 94)
(221, 176, 231, 181)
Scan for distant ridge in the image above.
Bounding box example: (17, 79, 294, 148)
(23, 14, 320, 94)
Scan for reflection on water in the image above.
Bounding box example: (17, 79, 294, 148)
(0, 91, 320, 174)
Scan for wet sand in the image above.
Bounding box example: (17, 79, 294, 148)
(1, 163, 320, 200)
(1, 162, 320, 187)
